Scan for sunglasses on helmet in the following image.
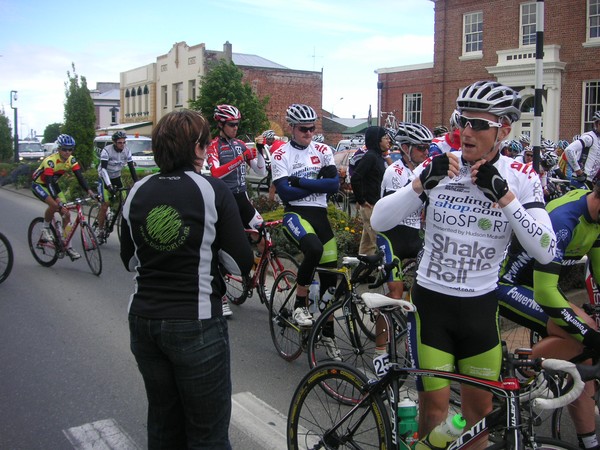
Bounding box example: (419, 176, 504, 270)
(457, 115, 503, 132)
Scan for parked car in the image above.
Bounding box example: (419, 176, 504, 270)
(333, 148, 356, 195)
(335, 136, 364, 153)
(18, 140, 45, 162)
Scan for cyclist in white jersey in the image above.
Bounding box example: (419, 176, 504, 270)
(96, 131, 138, 239)
(566, 110, 600, 187)
(271, 104, 341, 358)
(372, 81, 556, 435)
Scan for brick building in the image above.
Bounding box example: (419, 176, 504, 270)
(376, 0, 600, 141)
(116, 41, 322, 137)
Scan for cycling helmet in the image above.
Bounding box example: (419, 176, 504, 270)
(112, 131, 127, 142)
(509, 140, 523, 156)
(541, 151, 558, 170)
(432, 125, 449, 137)
(395, 122, 434, 146)
(286, 104, 318, 124)
(541, 139, 556, 151)
(456, 81, 522, 123)
(384, 128, 396, 141)
(573, 134, 581, 142)
(312, 133, 325, 143)
(262, 129, 276, 139)
(449, 110, 460, 130)
(214, 104, 241, 123)
(593, 111, 600, 122)
(557, 139, 569, 150)
(57, 134, 76, 149)
(519, 133, 531, 145)
(499, 140, 511, 151)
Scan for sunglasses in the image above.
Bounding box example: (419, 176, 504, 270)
(116, 140, 126, 145)
(412, 145, 429, 152)
(457, 115, 503, 131)
(225, 122, 239, 128)
(60, 148, 74, 152)
(297, 125, 316, 133)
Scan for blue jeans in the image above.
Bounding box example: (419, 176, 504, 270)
(129, 315, 232, 450)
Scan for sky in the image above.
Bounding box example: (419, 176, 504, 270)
(0, 0, 435, 138)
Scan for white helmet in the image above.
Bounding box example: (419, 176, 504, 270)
(395, 122, 434, 146)
(456, 81, 522, 123)
(286, 104, 318, 124)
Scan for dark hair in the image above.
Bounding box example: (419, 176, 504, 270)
(152, 110, 211, 173)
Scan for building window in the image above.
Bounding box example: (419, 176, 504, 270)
(403, 93, 422, 123)
(463, 12, 483, 54)
(174, 83, 183, 107)
(520, 2, 537, 46)
(589, 0, 600, 41)
(584, 81, 600, 131)
(110, 107, 118, 125)
(189, 80, 196, 101)
(161, 85, 168, 109)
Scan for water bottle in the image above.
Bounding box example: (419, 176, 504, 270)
(415, 414, 466, 450)
(319, 286, 335, 312)
(308, 279, 319, 314)
(397, 398, 418, 449)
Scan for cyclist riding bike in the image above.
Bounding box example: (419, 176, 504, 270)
(566, 111, 600, 188)
(31, 134, 96, 260)
(372, 122, 433, 374)
(497, 186, 600, 450)
(271, 104, 340, 354)
(96, 131, 138, 241)
(371, 80, 556, 435)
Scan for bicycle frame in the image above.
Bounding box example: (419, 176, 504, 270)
(55, 199, 89, 250)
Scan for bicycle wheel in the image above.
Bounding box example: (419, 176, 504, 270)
(223, 271, 250, 305)
(80, 223, 102, 276)
(287, 362, 392, 450)
(257, 250, 299, 307)
(0, 232, 14, 284)
(487, 436, 580, 450)
(308, 299, 411, 381)
(28, 218, 59, 267)
(551, 391, 600, 443)
(269, 270, 304, 361)
(115, 210, 122, 242)
(88, 203, 99, 230)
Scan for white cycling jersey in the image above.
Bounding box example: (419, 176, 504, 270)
(271, 141, 334, 208)
(380, 159, 422, 229)
(371, 152, 556, 297)
(99, 144, 134, 184)
(565, 130, 600, 180)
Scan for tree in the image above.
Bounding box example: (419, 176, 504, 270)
(189, 60, 269, 140)
(43, 123, 62, 144)
(0, 111, 13, 162)
(63, 63, 96, 169)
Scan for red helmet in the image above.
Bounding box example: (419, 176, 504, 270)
(214, 104, 241, 123)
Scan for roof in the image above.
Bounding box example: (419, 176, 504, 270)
(92, 88, 120, 101)
(232, 53, 288, 69)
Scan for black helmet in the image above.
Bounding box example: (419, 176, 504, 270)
(112, 131, 127, 142)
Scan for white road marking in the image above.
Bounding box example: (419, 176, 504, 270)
(231, 391, 288, 449)
(63, 418, 140, 449)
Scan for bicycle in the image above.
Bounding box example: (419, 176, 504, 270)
(287, 293, 594, 450)
(88, 186, 129, 244)
(268, 252, 395, 362)
(0, 231, 14, 284)
(28, 197, 102, 276)
(223, 220, 299, 308)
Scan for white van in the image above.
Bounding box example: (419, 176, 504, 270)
(335, 136, 365, 153)
(18, 140, 45, 162)
(93, 134, 155, 175)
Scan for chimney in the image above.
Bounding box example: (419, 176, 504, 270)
(223, 41, 232, 62)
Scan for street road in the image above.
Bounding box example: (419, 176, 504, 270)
(0, 186, 308, 449)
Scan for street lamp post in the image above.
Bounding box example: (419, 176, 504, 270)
(9, 90, 18, 163)
(330, 97, 344, 118)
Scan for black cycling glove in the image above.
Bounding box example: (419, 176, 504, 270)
(573, 173, 587, 183)
(419, 154, 449, 190)
(474, 163, 509, 202)
(288, 176, 301, 187)
(317, 165, 338, 179)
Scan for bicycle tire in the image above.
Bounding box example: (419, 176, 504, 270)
(81, 222, 102, 276)
(487, 436, 580, 450)
(308, 300, 410, 382)
(115, 210, 122, 242)
(257, 250, 299, 308)
(28, 218, 59, 267)
(223, 271, 250, 305)
(269, 270, 304, 361)
(0, 232, 14, 284)
(287, 362, 392, 450)
(551, 393, 600, 443)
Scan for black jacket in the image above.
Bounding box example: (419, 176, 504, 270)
(350, 149, 387, 205)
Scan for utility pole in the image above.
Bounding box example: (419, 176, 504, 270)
(10, 90, 18, 163)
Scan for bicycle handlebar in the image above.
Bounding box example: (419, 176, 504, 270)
(531, 359, 586, 410)
(63, 196, 99, 208)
